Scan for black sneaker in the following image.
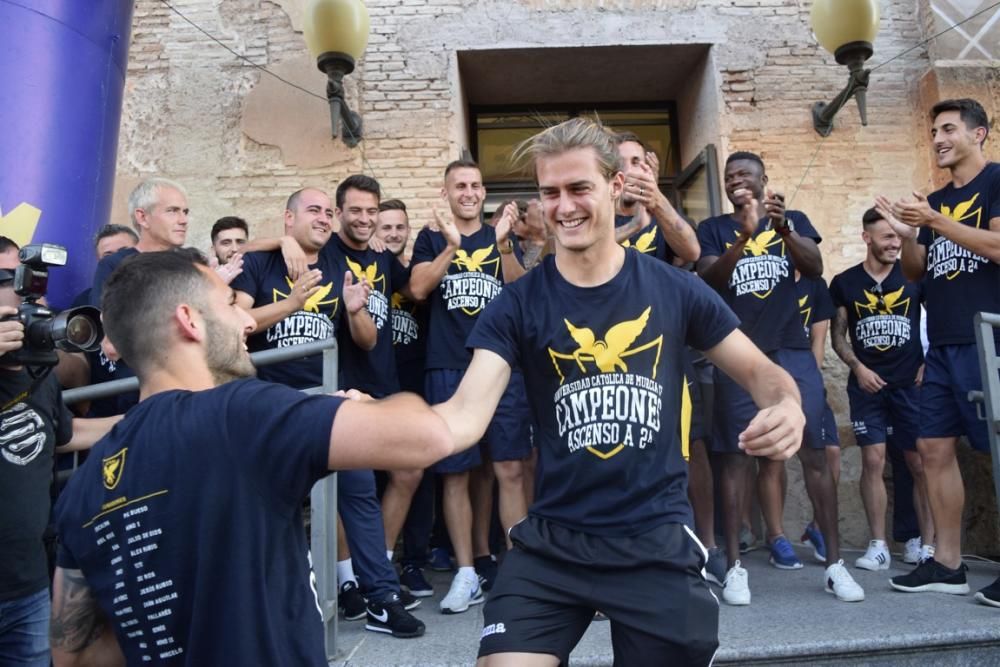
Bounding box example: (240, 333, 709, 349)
(890, 558, 970, 594)
(474, 554, 498, 592)
(975, 575, 1000, 608)
(339, 581, 367, 620)
(400, 565, 434, 598)
(398, 588, 421, 611)
(365, 595, 427, 638)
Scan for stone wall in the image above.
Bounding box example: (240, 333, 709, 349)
(114, 0, 1000, 551)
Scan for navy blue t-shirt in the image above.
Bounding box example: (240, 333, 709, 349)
(796, 275, 835, 338)
(412, 225, 504, 370)
(467, 250, 738, 536)
(231, 250, 342, 390)
(615, 214, 677, 264)
(54, 379, 341, 666)
(830, 262, 924, 387)
(323, 236, 410, 397)
(391, 291, 426, 395)
(919, 161, 1000, 346)
(697, 210, 821, 353)
(89, 247, 140, 308)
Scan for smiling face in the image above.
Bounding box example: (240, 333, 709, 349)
(212, 228, 247, 264)
(198, 265, 257, 384)
(337, 187, 379, 249)
(443, 167, 485, 224)
(723, 159, 767, 208)
(862, 218, 901, 267)
(536, 147, 623, 254)
(931, 109, 986, 169)
(285, 188, 334, 253)
(375, 209, 408, 257)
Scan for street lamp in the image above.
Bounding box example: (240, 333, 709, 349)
(810, 0, 881, 137)
(302, 0, 370, 147)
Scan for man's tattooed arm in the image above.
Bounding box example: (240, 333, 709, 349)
(51, 567, 125, 667)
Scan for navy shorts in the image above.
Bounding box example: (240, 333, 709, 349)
(427, 368, 532, 473)
(711, 347, 824, 453)
(684, 352, 707, 444)
(478, 516, 719, 666)
(821, 402, 839, 446)
(919, 345, 991, 452)
(847, 379, 919, 450)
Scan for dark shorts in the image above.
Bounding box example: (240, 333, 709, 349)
(478, 516, 719, 666)
(847, 379, 919, 450)
(919, 345, 991, 452)
(711, 348, 824, 453)
(684, 353, 707, 445)
(821, 401, 840, 446)
(427, 368, 532, 473)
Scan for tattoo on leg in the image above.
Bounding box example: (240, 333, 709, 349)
(50, 569, 107, 652)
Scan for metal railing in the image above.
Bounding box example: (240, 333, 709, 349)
(970, 312, 1000, 522)
(60, 340, 341, 660)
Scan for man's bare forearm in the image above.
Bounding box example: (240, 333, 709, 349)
(651, 208, 700, 263)
(409, 244, 458, 301)
(830, 309, 860, 371)
(783, 233, 823, 277)
(697, 239, 746, 292)
(899, 236, 926, 282)
(347, 309, 377, 351)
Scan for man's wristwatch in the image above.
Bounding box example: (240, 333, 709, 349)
(774, 218, 794, 236)
(498, 238, 514, 255)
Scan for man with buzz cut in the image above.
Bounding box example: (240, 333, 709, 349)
(829, 207, 933, 574)
(878, 98, 1000, 607)
(696, 151, 864, 605)
(426, 117, 805, 666)
(408, 160, 532, 614)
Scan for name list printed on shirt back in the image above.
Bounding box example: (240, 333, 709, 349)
(93, 497, 184, 662)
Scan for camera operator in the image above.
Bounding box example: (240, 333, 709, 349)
(0, 239, 119, 666)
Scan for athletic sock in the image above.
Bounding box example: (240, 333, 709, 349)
(386, 549, 394, 562)
(336, 559, 356, 587)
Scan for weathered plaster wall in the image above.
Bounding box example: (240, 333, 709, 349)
(114, 0, 1000, 551)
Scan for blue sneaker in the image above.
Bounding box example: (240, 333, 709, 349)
(400, 565, 434, 598)
(800, 523, 827, 563)
(429, 547, 455, 572)
(768, 535, 803, 570)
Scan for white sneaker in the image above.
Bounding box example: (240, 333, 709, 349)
(826, 560, 865, 602)
(722, 560, 751, 606)
(855, 540, 890, 571)
(902, 537, 922, 564)
(439, 571, 483, 614)
(919, 543, 936, 563)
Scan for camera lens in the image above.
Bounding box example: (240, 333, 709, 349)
(65, 314, 99, 349)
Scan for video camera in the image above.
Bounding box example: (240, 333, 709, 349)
(0, 243, 103, 367)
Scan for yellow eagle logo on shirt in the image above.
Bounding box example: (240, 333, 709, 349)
(346, 257, 386, 294)
(452, 247, 497, 273)
(621, 227, 657, 254)
(854, 285, 909, 318)
(937, 193, 983, 280)
(102, 448, 127, 490)
(798, 294, 812, 327)
(274, 277, 339, 316)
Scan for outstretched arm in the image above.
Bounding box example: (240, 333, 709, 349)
(59, 416, 124, 453)
(51, 568, 124, 667)
(433, 349, 512, 451)
(702, 329, 804, 460)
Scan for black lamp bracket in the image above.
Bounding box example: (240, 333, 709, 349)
(317, 51, 362, 147)
(812, 41, 874, 137)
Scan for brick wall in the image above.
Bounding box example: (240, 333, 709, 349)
(115, 0, 999, 550)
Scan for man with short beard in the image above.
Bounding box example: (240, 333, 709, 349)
(49, 250, 454, 666)
(829, 208, 932, 574)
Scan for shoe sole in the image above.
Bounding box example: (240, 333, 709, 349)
(801, 538, 827, 563)
(855, 560, 890, 571)
(825, 586, 865, 602)
(440, 594, 485, 615)
(722, 594, 751, 606)
(404, 588, 434, 598)
(342, 611, 367, 621)
(889, 580, 970, 594)
(975, 592, 1000, 608)
(769, 557, 803, 570)
(403, 600, 421, 611)
(365, 623, 426, 638)
(902, 557, 920, 565)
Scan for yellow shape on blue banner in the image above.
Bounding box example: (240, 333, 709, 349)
(0, 203, 41, 247)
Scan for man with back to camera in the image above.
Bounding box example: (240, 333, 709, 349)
(427, 118, 805, 666)
(829, 207, 933, 573)
(49, 249, 458, 666)
(696, 151, 864, 605)
(877, 98, 1000, 606)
